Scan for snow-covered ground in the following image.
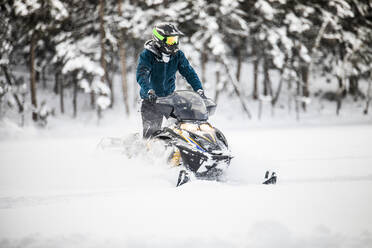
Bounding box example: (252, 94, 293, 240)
(0, 108, 372, 248)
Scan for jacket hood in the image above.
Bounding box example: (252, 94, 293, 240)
(144, 40, 162, 60)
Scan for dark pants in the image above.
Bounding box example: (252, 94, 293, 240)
(141, 100, 163, 139)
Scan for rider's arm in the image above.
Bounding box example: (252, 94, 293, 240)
(136, 50, 153, 95)
(177, 51, 203, 92)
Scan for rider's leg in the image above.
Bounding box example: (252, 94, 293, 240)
(141, 100, 163, 139)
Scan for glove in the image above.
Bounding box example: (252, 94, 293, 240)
(197, 89, 207, 99)
(147, 89, 157, 104)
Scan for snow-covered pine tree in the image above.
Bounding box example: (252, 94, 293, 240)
(52, 0, 114, 118)
(5, 0, 68, 121)
(187, 0, 251, 117)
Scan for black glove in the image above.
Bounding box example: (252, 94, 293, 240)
(197, 89, 207, 99)
(147, 89, 157, 104)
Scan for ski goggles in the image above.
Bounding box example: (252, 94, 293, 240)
(153, 28, 179, 46)
(166, 36, 178, 45)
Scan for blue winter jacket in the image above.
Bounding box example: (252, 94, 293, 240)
(136, 49, 203, 99)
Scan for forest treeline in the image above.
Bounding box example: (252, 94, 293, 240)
(0, 0, 371, 124)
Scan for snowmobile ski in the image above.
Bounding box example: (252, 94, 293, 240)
(176, 170, 190, 187)
(263, 171, 277, 184)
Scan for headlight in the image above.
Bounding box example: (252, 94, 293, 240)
(180, 123, 199, 132)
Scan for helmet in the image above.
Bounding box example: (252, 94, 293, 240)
(152, 23, 184, 55)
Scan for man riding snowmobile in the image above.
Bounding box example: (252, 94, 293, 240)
(136, 23, 207, 139)
(134, 23, 276, 186)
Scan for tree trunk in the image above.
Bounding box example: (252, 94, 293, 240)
(336, 77, 345, 115)
(272, 70, 284, 106)
(1, 66, 24, 113)
(220, 56, 252, 119)
(259, 58, 273, 119)
(338, 77, 343, 90)
(287, 80, 292, 114)
(349, 76, 357, 94)
(201, 51, 207, 84)
(90, 91, 96, 110)
(364, 80, 371, 115)
(99, 0, 113, 107)
(59, 73, 65, 114)
(133, 47, 141, 106)
(253, 57, 259, 100)
(73, 73, 78, 118)
(236, 50, 242, 83)
(118, 0, 130, 115)
(263, 57, 270, 96)
(42, 66, 47, 89)
(0, 95, 2, 116)
(301, 65, 309, 111)
(30, 32, 38, 121)
(295, 80, 300, 121)
(349, 76, 361, 100)
(54, 71, 59, 94)
(20, 92, 26, 127)
(214, 70, 220, 103)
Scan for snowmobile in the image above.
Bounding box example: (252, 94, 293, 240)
(98, 90, 277, 186)
(150, 90, 232, 186)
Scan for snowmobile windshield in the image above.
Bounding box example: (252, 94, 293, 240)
(157, 91, 209, 121)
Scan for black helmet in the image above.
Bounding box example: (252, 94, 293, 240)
(152, 23, 184, 55)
